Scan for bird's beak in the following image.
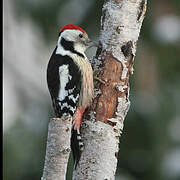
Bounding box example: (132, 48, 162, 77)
(85, 39, 98, 48)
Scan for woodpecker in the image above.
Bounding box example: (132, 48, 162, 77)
(47, 24, 94, 167)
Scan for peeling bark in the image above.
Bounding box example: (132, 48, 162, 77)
(73, 0, 147, 179)
(41, 116, 72, 180)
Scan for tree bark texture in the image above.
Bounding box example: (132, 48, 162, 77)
(41, 116, 72, 180)
(73, 0, 147, 179)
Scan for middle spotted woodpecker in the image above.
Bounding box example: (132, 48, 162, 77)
(47, 24, 94, 167)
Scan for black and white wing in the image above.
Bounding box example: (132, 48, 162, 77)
(47, 48, 81, 118)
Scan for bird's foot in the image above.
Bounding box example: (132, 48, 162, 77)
(94, 70, 108, 85)
(94, 76, 108, 85)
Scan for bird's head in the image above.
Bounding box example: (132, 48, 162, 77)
(57, 24, 96, 53)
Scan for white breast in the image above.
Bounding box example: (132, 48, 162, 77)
(70, 54, 94, 108)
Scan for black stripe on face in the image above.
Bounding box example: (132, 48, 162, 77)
(60, 37, 84, 58)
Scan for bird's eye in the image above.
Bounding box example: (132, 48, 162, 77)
(79, 34, 83, 38)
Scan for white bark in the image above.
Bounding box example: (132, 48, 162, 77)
(41, 116, 72, 180)
(73, 0, 147, 179)
(73, 121, 121, 180)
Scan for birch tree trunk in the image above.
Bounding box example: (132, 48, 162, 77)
(73, 0, 147, 179)
(41, 116, 72, 180)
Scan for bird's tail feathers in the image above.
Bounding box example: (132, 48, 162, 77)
(71, 128, 84, 168)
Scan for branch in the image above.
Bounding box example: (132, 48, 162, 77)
(73, 0, 147, 179)
(41, 116, 72, 180)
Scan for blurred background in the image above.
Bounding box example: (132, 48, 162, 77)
(3, 0, 180, 179)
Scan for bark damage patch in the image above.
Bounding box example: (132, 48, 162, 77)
(121, 41, 133, 58)
(137, 0, 147, 22)
(121, 41, 135, 75)
(93, 51, 129, 124)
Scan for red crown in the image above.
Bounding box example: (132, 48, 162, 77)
(60, 24, 85, 34)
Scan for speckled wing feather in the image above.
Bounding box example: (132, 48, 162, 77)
(47, 47, 81, 118)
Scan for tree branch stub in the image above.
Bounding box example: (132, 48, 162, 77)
(41, 116, 72, 180)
